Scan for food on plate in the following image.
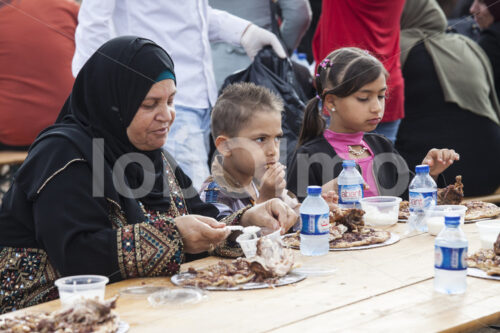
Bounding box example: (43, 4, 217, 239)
(467, 233, 500, 276)
(398, 176, 500, 221)
(437, 175, 464, 205)
(179, 237, 294, 288)
(283, 207, 391, 249)
(399, 200, 410, 220)
(0, 297, 119, 333)
(463, 201, 500, 221)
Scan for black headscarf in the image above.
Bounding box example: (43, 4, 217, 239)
(16, 36, 176, 223)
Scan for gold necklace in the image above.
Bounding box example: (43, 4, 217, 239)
(348, 145, 368, 156)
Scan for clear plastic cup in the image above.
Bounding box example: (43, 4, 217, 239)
(236, 228, 281, 258)
(360, 196, 402, 227)
(476, 220, 500, 249)
(426, 205, 467, 236)
(148, 288, 207, 307)
(55, 275, 109, 307)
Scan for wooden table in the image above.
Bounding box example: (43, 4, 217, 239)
(2, 223, 499, 332)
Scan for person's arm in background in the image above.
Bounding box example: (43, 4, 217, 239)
(72, 0, 116, 76)
(279, 0, 312, 54)
(208, 6, 286, 60)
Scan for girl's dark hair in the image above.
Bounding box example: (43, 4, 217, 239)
(298, 47, 389, 146)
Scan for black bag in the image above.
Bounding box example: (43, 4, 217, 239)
(220, 46, 307, 165)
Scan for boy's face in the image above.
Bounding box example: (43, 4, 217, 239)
(226, 110, 283, 178)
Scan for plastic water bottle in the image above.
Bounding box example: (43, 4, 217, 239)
(300, 186, 329, 256)
(434, 215, 468, 294)
(291, 50, 315, 77)
(408, 164, 437, 232)
(338, 160, 364, 209)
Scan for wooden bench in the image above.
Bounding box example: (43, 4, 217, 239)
(0, 151, 28, 201)
(0, 151, 28, 166)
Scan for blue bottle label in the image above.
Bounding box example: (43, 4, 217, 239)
(300, 213, 329, 235)
(338, 184, 363, 204)
(434, 246, 468, 270)
(409, 191, 437, 212)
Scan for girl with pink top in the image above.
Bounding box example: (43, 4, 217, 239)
(287, 47, 459, 201)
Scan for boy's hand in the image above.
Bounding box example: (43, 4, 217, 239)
(240, 198, 298, 235)
(257, 163, 286, 203)
(422, 148, 460, 178)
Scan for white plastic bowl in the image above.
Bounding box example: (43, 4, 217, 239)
(55, 275, 109, 307)
(360, 196, 402, 227)
(426, 205, 467, 236)
(476, 220, 500, 250)
(236, 228, 281, 258)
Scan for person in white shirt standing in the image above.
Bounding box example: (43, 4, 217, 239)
(72, 0, 286, 191)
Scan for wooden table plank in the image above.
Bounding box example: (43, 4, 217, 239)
(272, 277, 500, 333)
(1, 223, 489, 333)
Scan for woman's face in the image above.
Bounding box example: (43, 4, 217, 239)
(470, 0, 495, 29)
(127, 79, 176, 151)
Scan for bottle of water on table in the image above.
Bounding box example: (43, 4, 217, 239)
(408, 164, 437, 232)
(300, 186, 329, 256)
(338, 160, 364, 209)
(434, 215, 468, 294)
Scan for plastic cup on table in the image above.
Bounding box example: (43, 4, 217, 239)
(476, 220, 500, 249)
(426, 205, 467, 236)
(54, 275, 109, 307)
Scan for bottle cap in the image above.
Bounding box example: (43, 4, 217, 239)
(444, 215, 460, 226)
(342, 160, 356, 168)
(415, 164, 430, 173)
(307, 186, 322, 195)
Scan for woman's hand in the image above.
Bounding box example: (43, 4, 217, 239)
(422, 148, 460, 178)
(257, 163, 287, 203)
(175, 215, 230, 254)
(240, 198, 298, 235)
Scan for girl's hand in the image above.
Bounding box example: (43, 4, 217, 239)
(322, 178, 370, 194)
(257, 163, 286, 203)
(422, 148, 460, 178)
(322, 178, 338, 194)
(322, 190, 339, 212)
(175, 215, 231, 254)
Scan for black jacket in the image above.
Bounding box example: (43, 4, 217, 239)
(479, 22, 500, 102)
(287, 133, 411, 201)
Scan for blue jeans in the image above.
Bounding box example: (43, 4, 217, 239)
(163, 105, 211, 191)
(371, 119, 401, 144)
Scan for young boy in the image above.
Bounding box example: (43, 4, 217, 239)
(200, 82, 299, 219)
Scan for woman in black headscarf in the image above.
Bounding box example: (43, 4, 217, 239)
(0, 36, 297, 313)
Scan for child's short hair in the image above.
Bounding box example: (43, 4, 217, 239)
(211, 82, 284, 138)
